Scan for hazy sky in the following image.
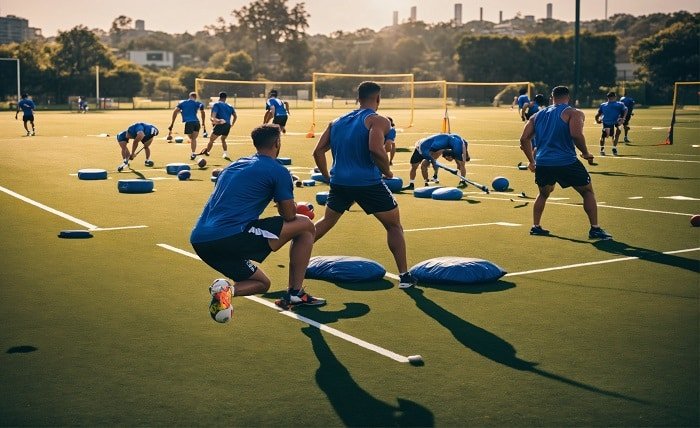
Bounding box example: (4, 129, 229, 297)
(1, 0, 698, 37)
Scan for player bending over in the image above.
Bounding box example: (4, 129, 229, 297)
(201, 92, 237, 160)
(620, 95, 635, 143)
(191, 124, 325, 312)
(168, 91, 206, 160)
(594, 91, 627, 156)
(263, 89, 290, 134)
(403, 133, 470, 190)
(115, 122, 159, 171)
(16, 93, 36, 136)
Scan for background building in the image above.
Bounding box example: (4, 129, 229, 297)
(0, 14, 42, 44)
(126, 50, 174, 67)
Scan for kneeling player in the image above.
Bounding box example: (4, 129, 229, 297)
(403, 133, 470, 190)
(116, 122, 158, 171)
(190, 124, 325, 313)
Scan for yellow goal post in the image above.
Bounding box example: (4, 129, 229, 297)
(664, 81, 700, 145)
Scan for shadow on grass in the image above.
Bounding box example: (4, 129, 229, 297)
(551, 235, 699, 274)
(302, 326, 434, 427)
(589, 170, 694, 181)
(6, 345, 37, 354)
(418, 279, 515, 294)
(403, 287, 649, 404)
(329, 278, 394, 292)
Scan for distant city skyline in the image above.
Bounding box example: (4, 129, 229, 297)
(1, 0, 698, 37)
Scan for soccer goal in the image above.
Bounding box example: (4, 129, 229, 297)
(194, 78, 313, 110)
(664, 81, 700, 145)
(446, 81, 533, 107)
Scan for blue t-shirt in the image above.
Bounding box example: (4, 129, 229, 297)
(190, 154, 294, 243)
(528, 101, 541, 115)
(177, 99, 204, 123)
(620, 97, 635, 114)
(598, 101, 627, 125)
(117, 122, 158, 142)
(517, 94, 530, 109)
(212, 101, 235, 124)
(385, 128, 397, 141)
(18, 99, 35, 116)
(266, 97, 287, 117)
(532, 104, 577, 166)
(329, 108, 382, 187)
(416, 134, 466, 160)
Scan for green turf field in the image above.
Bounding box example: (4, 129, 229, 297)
(0, 106, 698, 426)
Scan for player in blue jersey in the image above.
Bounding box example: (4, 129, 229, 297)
(384, 117, 397, 165)
(15, 93, 36, 136)
(264, 89, 290, 134)
(201, 92, 237, 159)
(312, 81, 416, 289)
(516, 88, 531, 121)
(78, 96, 88, 113)
(191, 124, 325, 311)
(524, 94, 547, 120)
(403, 133, 471, 190)
(594, 92, 627, 156)
(167, 91, 207, 160)
(115, 122, 159, 171)
(620, 95, 635, 143)
(519, 86, 612, 240)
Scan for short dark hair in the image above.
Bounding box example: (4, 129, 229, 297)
(534, 94, 546, 105)
(607, 91, 616, 98)
(269, 89, 278, 97)
(219, 92, 227, 99)
(519, 88, 528, 95)
(21, 93, 28, 98)
(251, 124, 281, 150)
(552, 86, 569, 99)
(387, 116, 395, 127)
(189, 91, 197, 98)
(442, 149, 455, 159)
(358, 81, 381, 101)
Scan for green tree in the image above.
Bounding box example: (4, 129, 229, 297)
(53, 26, 114, 79)
(110, 15, 132, 45)
(101, 61, 143, 98)
(178, 67, 201, 91)
(224, 51, 254, 80)
(393, 37, 427, 73)
(456, 36, 528, 81)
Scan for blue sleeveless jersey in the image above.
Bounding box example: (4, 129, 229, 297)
(329, 108, 382, 186)
(266, 97, 287, 117)
(597, 101, 626, 125)
(177, 99, 203, 122)
(533, 104, 577, 166)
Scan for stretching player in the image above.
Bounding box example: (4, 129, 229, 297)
(524, 94, 547, 120)
(312, 81, 417, 289)
(403, 133, 470, 190)
(168, 91, 206, 160)
(594, 91, 627, 156)
(191, 124, 325, 312)
(620, 95, 635, 143)
(115, 122, 159, 171)
(201, 92, 237, 159)
(15, 93, 36, 136)
(519, 85, 612, 240)
(264, 89, 290, 134)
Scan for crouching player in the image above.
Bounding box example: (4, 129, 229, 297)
(190, 124, 326, 314)
(402, 133, 471, 190)
(116, 122, 158, 171)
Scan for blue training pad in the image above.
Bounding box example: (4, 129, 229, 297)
(306, 255, 387, 282)
(414, 186, 442, 198)
(431, 187, 463, 200)
(410, 257, 507, 285)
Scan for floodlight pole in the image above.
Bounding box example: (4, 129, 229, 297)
(0, 57, 21, 105)
(573, 0, 581, 106)
(95, 65, 100, 110)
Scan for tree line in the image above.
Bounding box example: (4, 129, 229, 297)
(0, 0, 697, 105)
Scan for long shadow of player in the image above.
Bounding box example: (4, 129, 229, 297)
(551, 235, 699, 274)
(403, 287, 649, 404)
(302, 326, 434, 427)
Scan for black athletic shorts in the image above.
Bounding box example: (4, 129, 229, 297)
(213, 123, 231, 136)
(191, 216, 284, 281)
(410, 149, 427, 164)
(327, 182, 397, 214)
(23, 115, 34, 123)
(184, 121, 201, 135)
(601, 123, 618, 138)
(535, 160, 591, 189)
(272, 115, 288, 127)
(623, 112, 632, 126)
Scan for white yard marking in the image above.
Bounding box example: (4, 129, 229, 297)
(156, 243, 416, 363)
(89, 225, 148, 232)
(660, 196, 700, 201)
(628, 196, 644, 200)
(611, 156, 700, 164)
(404, 222, 521, 232)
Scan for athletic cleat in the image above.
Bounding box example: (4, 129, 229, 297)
(424, 181, 430, 187)
(431, 176, 440, 183)
(612, 148, 618, 156)
(26, 131, 30, 136)
(530, 225, 550, 236)
(31, 131, 35, 136)
(199, 149, 210, 156)
(275, 288, 326, 309)
(117, 162, 127, 172)
(398, 272, 417, 289)
(190, 153, 197, 161)
(623, 136, 630, 143)
(457, 181, 468, 188)
(599, 150, 606, 156)
(144, 160, 154, 167)
(589, 227, 613, 240)
(222, 152, 229, 159)
(402, 183, 415, 191)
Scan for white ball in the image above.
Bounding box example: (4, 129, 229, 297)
(209, 279, 233, 323)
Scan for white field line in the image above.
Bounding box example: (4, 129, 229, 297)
(0, 184, 149, 232)
(504, 247, 700, 277)
(611, 156, 700, 164)
(156, 243, 414, 363)
(405, 222, 521, 232)
(469, 195, 695, 216)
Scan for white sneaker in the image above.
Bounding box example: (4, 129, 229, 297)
(222, 152, 229, 159)
(599, 150, 605, 156)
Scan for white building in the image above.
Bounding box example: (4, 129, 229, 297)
(126, 50, 174, 68)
